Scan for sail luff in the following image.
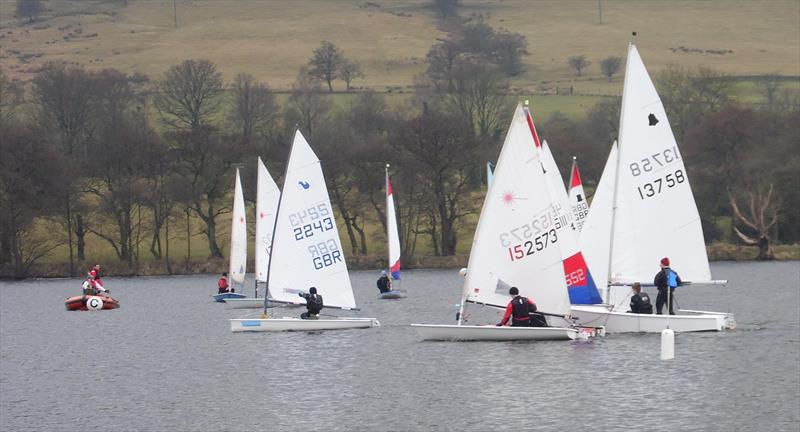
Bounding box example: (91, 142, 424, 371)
(386, 166, 401, 280)
(255, 157, 281, 284)
(229, 169, 248, 287)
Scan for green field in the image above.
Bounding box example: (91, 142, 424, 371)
(2, 0, 798, 93)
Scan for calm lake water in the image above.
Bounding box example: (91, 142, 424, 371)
(1, 261, 798, 431)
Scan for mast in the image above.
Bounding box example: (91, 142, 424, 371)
(385, 164, 391, 277)
(262, 129, 298, 316)
(605, 42, 634, 306)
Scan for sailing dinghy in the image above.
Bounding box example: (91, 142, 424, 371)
(411, 104, 602, 341)
(213, 168, 248, 302)
(568, 157, 589, 232)
(378, 165, 407, 299)
(225, 157, 284, 309)
(231, 131, 379, 332)
(572, 44, 735, 333)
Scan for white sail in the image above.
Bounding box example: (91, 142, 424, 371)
(568, 158, 589, 232)
(386, 169, 401, 280)
(229, 168, 248, 287)
(610, 44, 712, 284)
(266, 131, 356, 309)
(579, 141, 618, 302)
(255, 157, 281, 283)
(461, 105, 571, 316)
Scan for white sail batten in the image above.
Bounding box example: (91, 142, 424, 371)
(255, 157, 281, 283)
(462, 105, 571, 316)
(266, 131, 356, 309)
(229, 169, 248, 287)
(611, 44, 712, 284)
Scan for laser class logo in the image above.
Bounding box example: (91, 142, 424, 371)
(298, 180, 311, 190)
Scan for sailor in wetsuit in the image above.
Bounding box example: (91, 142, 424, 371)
(299, 287, 324, 319)
(376, 270, 391, 294)
(496, 287, 543, 327)
(628, 282, 653, 314)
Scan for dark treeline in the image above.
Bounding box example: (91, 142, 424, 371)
(1, 18, 798, 278)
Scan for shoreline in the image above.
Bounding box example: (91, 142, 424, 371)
(2, 243, 797, 280)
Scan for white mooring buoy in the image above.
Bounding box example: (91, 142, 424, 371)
(660, 328, 675, 360)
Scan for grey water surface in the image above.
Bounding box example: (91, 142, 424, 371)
(1, 261, 798, 432)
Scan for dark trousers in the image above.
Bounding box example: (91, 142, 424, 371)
(301, 311, 319, 320)
(511, 318, 531, 327)
(656, 289, 675, 315)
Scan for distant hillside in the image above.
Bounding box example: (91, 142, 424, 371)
(2, 0, 798, 95)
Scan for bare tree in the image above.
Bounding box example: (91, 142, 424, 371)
(308, 41, 343, 93)
(31, 63, 97, 273)
(0, 69, 23, 131)
(230, 73, 279, 143)
(600, 56, 622, 82)
(568, 55, 591, 77)
(490, 30, 528, 77)
(170, 127, 241, 258)
(431, 0, 459, 20)
(758, 74, 782, 110)
(16, 0, 43, 23)
(392, 106, 478, 255)
(285, 67, 332, 136)
(729, 185, 779, 260)
(426, 40, 462, 91)
(339, 59, 364, 92)
(0, 125, 64, 278)
(154, 59, 223, 130)
(446, 58, 510, 141)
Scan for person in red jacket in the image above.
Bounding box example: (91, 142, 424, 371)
(496, 287, 538, 327)
(89, 264, 105, 290)
(218, 273, 230, 294)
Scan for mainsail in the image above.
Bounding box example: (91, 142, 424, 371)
(606, 44, 712, 285)
(526, 109, 602, 305)
(568, 158, 589, 232)
(255, 157, 281, 284)
(229, 169, 248, 288)
(266, 131, 356, 309)
(461, 104, 571, 316)
(386, 168, 401, 280)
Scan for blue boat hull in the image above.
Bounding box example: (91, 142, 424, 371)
(212, 292, 247, 302)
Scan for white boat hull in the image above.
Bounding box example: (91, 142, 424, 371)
(410, 324, 577, 341)
(570, 305, 735, 333)
(378, 290, 407, 299)
(223, 298, 304, 309)
(231, 317, 380, 332)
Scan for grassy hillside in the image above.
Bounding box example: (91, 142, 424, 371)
(2, 0, 798, 96)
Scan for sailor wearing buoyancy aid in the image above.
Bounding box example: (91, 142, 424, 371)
(497, 287, 538, 327)
(654, 257, 682, 315)
(299, 287, 324, 319)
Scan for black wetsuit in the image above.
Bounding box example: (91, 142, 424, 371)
(654, 268, 681, 315)
(630, 292, 653, 314)
(377, 276, 391, 294)
(299, 292, 324, 319)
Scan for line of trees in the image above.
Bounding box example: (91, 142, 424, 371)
(1, 38, 798, 278)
